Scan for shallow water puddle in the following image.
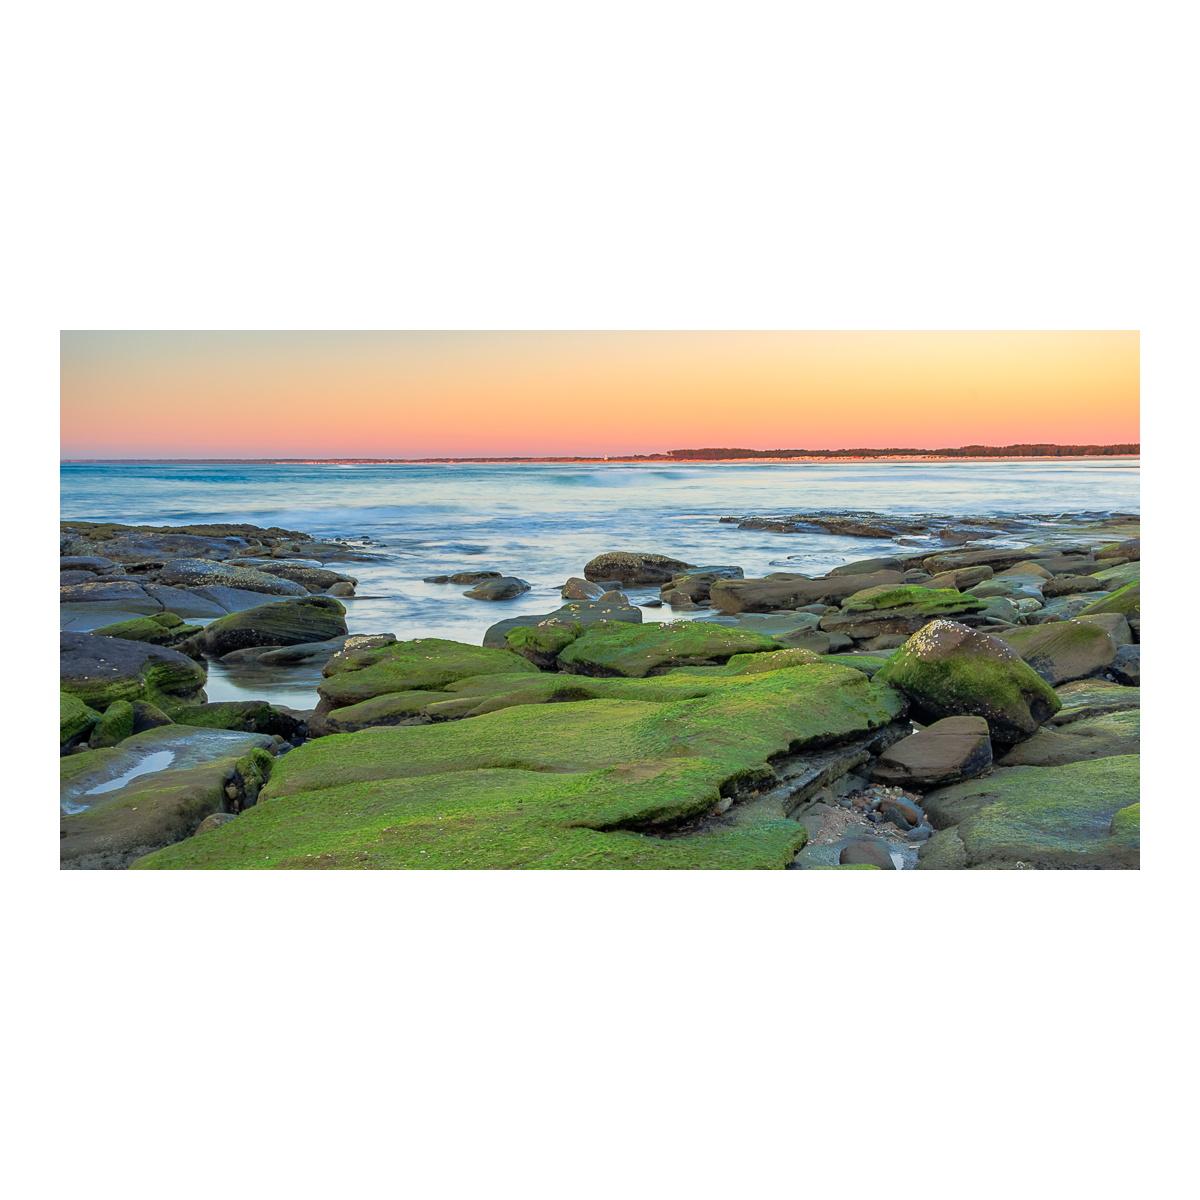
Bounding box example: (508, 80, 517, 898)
(83, 750, 176, 797)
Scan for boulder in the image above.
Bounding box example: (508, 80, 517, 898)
(60, 579, 161, 610)
(201, 596, 348, 657)
(839, 840, 897, 869)
(1110, 645, 1140, 687)
(828, 557, 903, 576)
(163, 700, 304, 739)
(1075, 613, 1131, 646)
(61, 571, 101, 585)
(870, 715, 992, 788)
(505, 620, 585, 669)
(874, 620, 1060, 745)
(709, 570, 906, 614)
(1023, 596, 1096, 624)
(1042, 574, 1107, 599)
(90, 612, 204, 648)
(91, 700, 136, 749)
(921, 547, 1044, 575)
(60, 693, 101, 752)
(996, 710, 1139, 767)
(916, 756, 1139, 869)
(1076, 583, 1140, 619)
(158, 558, 309, 596)
(556, 621, 780, 678)
(60, 631, 208, 711)
(195, 813, 238, 836)
(994, 620, 1118, 686)
(561, 577, 605, 600)
(462, 576, 532, 601)
(235, 562, 356, 592)
(1092, 561, 1140, 591)
(130, 701, 175, 733)
(926, 566, 995, 590)
(60, 555, 117, 571)
(139, 585, 228, 618)
(996, 561, 1053, 581)
(583, 551, 695, 586)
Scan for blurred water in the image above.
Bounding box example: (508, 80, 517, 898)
(61, 460, 1138, 704)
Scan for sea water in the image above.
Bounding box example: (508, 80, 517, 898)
(60, 460, 1139, 706)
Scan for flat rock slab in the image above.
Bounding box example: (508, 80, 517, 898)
(60, 631, 208, 711)
(1049, 679, 1140, 725)
(483, 600, 643, 649)
(871, 715, 992, 788)
(158, 558, 309, 596)
(917, 755, 1139, 869)
(60, 724, 275, 813)
(557, 621, 779, 677)
(709, 570, 906, 614)
(130, 661, 905, 871)
(996, 709, 1139, 767)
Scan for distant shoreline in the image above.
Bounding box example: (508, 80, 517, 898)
(60, 455, 1141, 466)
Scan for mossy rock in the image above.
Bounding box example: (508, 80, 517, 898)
(60, 631, 208, 711)
(917, 756, 1140, 869)
(1048, 679, 1139, 726)
(1090, 562, 1140, 590)
(90, 613, 203, 647)
(164, 700, 302, 739)
(1077, 582, 1140, 618)
(505, 620, 584, 668)
(817, 654, 890, 678)
(996, 709, 1139, 767)
(318, 637, 539, 708)
(91, 700, 136, 749)
(875, 619, 1060, 744)
(60, 692, 101, 751)
(130, 663, 906, 871)
(995, 620, 1118, 686)
(556, 621, 779, 677)
(840, 585, 983, 615)
(314, 691, 452, 735)
(202, 596, 348, 657)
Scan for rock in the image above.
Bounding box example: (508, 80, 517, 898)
(996, 710, 1139, 767)
(583, 551, 695, 586)
(237, 562, 356, 592)
(921, 547, 1045, 575)
(61, 570, 101, 585)
(310, 692, 447, 736)
(862, 634, 908, 651)
(661, 571, 740, 604)
(60, 555, 117, 571)
(926, 566, 995, 590)
(139, 585, 228, 617)
(482, 599, 643, 648)
(1091, 561, 1140, 591)
(201, 596, 348, 657)
(59, 521, 291, 564)
(1042, 574, 1107, 599)
(462, 576, 531, 601)
(90, 612, 204, 648)
(1022, 595, 1096, 624)
(874, 620, 1060, 745)
(505, 620, 585, 669)
(870, 715, 992, 788)
(61, 734, 276, 869)
(557, 621, 780, 678)
(1075, 613, 1131, 646)
(828, 557, 903, 576)
(60, 693, 101, 752)
(916, 826, 969, 870)
(60, 631, 208, 711)
(997, 561, 1053, 580)
(447, 571, 502, 584)
(194, 812, 237, 836)
(561, 577, 605, 600)
(1110, 645, 1140, 686)
(60, 579, 161, 610)
(325, 581, 356, 597)
(163, 701, 304, 739)
(882, 805, 913, 831)
(839, 840, 897, 869)
(130, 701, 175, 733)
(917, 756, 1139, 869)
(90, 700, 136, 749)
(709, 570, 907, 614)
(994, 620, 1118, 686)
(904, 571, 933, 584)
(1049, 678, 1139, 725)
(128, 660, 908, 871)
(157, 558, 309, 596)
(598, 590, 631, 604)
(1076, 583, 1140, 619)
(317, 637, 539, 709)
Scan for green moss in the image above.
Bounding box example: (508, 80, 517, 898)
(91, 615, 202, 645)
(841, 586, 981, 613)
(724, 647, 824, 674)
(130, 663, 905, 871)
(91, 700, 136, 748)
(1077, 582, 1140, 617)
(557, 621, 779, 677)
(817, 655, 889, 677)
(60, 693, 101, 749)
(504, 621, 583, 665)
(164, 701, 293, 735)
(319, 638, 539, 707)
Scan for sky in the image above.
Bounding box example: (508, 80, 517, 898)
(60, 331, 1140, 459)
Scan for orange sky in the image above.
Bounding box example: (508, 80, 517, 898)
(60, 331, 1139, 458)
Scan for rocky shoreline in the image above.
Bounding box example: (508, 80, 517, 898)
(59, 511, 1140, 870)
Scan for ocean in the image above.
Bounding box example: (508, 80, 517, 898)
(60, 459, 1140, 707)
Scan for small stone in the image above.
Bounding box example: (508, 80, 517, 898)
(839, 839, 897, 869)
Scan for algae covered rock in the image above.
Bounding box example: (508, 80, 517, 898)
(708, 570, 906, 614)
(91, 700, 136, 749)
(994, 620, 1118, 686)
(1048, 679, 1139, 726)
(60, 631, 208, 711)
(462, 576, 532, 601)
(1077, 582, 1140, 618)
(505, 620, 583, 668)
(318, 637, 539, 708)
(556, 620, 779, 677)
(202, 596, 348, 657)
(483, 598, 642, 649)
(60, 692, 101, 752)
(996, 709, 1139, 767)
(917, 756, 1139, 869)
(90, 612, 204, 648)
(130, 661, 905, 871)
(164, 700, 303, 739)
(874, 619, 1060, 744)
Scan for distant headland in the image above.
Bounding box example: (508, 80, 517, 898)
(62, 442, 1140, 465)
